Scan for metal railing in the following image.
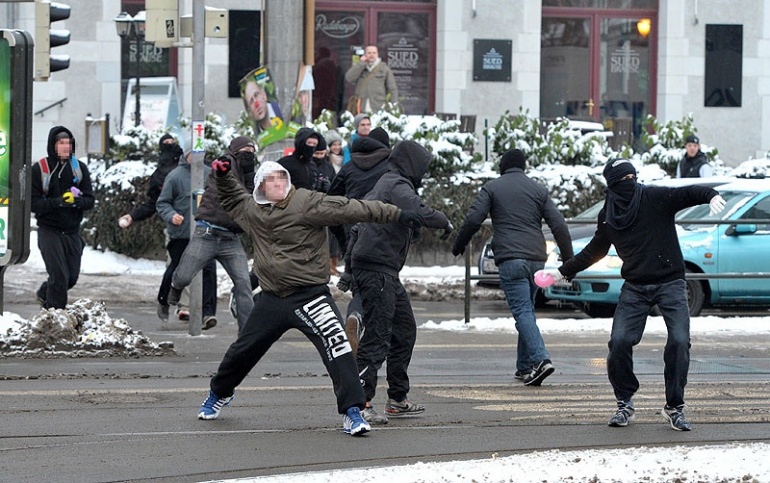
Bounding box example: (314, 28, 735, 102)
(463, 217, 770, 323)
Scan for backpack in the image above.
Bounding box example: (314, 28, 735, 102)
(38, 156, 82, 194)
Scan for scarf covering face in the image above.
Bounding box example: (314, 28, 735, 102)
(603, 159, 643, 230)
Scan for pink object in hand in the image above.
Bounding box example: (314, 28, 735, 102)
(534, 270, 556, 288)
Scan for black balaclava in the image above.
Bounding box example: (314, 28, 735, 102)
(603, 159, 643, 230)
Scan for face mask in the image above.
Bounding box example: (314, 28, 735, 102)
(299, 143, 316, 161)
(236, 150, 255, 166)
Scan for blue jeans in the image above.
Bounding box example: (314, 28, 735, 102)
(172, 228, 254, 331)
(607, 279, 691, 408)
(498, 259, 548, 372)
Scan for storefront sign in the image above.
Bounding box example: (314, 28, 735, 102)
(473, 39, 512, 82)
(316, 14, 360, 39)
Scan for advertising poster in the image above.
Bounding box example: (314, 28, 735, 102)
(0, 37, 9, 256)
(239, 66, 300, 150)
(0, 37, 10, 203)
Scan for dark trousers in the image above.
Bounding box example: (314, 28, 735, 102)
(158, 238, 217, 317)
(607, 278, 691, 408)
(353, 268, 416, 402)
(210, 285, 364, 414)
(37, 226, 84, 309)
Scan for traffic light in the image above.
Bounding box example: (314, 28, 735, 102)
(34, 0, 71, 81)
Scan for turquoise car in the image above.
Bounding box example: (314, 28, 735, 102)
(545, 179, 770, 317)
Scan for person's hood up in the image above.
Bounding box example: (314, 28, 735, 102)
(351, 135, 388, 154)
(387, 140, 432, 187)
(293, 127, 322, 151)
(46, 125, 75, 161)
(253, 161, 291, 205)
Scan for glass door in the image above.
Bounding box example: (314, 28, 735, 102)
(541, 11, 656, 145)
(540, 17, 593, 121)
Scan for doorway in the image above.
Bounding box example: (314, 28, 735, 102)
(540, 8, 657, 147)
(313, 2, 436, 119)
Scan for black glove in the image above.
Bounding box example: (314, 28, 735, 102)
(451, 241, 465, 257)
(398, 210, 424, 230)
(316, 176, 331, 193)
(440, 221, 454, 241)
(336, 271, 353, 292)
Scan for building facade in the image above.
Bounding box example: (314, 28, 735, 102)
(1, 0, 768, 164)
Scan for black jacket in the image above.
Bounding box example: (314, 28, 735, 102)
(560, 184, 718, 284)
(349, 141, 449, 277)
(31, 126, 95, 233)
(328, 136, 390, 199)
(130, 142, 181, 222)
(454, 167, 573, 265)
(277, 127, 323, 190)
(196, 150, 256, 232)
(678, 151, 709, 178)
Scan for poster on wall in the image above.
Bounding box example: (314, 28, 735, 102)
(240, 66, 301, 150)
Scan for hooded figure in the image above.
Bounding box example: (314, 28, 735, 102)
(277, 127, 324, 189)
(31, 125, 96, 310)
(253, 161, 292, 205)
(345, 140, 451, 419)
(602, 159, 643, 231)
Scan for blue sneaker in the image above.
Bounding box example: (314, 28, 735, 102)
(343, 406, 371, 436)
(198, 390, 233, 420)
(662, 405, 692, 431)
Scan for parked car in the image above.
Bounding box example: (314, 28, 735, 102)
(545, 179, 770, 317)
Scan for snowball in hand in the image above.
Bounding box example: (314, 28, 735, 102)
(534, 270, 556, 288)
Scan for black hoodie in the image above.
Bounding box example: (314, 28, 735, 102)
(328, 135, 390, 199)
(31, 126, 95, 233)
(277, 127, 323, 190)
(348, 141, 450, 276)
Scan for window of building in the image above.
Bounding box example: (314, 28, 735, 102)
(228, 11, 262, 98)
(705, 24, 742, 107)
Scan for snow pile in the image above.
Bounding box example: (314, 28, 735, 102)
(0, 299, 175, 358)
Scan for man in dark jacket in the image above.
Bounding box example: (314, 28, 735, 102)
(118, 133, 186, 321)
(156, 150, 218, 328)
(452, 149, 573, 387)
(547, 159, 726, 431)
(330, 126, 392, 355)
(31, 126, 95, 309)
(277, 127, 323, 190)
(347, 140, 452, 425)
(677, 134, 713, 178)
(167, 136, 257, 331)
(118, 133, 182, 227)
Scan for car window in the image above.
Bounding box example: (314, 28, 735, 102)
(676, 191, 758, 231)
(739, 195, 770, 232)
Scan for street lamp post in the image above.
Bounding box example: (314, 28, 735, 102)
(114, 11, 146, 128)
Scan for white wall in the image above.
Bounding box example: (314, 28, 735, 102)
(657, 0, 770, 164)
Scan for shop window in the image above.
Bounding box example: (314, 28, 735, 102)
(228, 11, 261, 98)
(705, 24, 742, 107)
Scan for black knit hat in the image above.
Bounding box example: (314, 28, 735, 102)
(603, 159, 637, 187)
(499, 149, 526, 173)
(229, 135, 256, 153)
(368, 127, 390, 147)
(315, 136, 328, 151)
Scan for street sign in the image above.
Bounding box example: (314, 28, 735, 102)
(191, 120, 205, 152)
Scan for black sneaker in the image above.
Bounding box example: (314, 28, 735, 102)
(514, 370, 532, 381)
(608, 400, 635, 427)
(36, 284, 47, 306)
(662, 405, 692, 431)
(202, 315, 217, 330)
(523, 359, 555, 386)
(167, 285, 183, 306)
(157, 303, 169, 322)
